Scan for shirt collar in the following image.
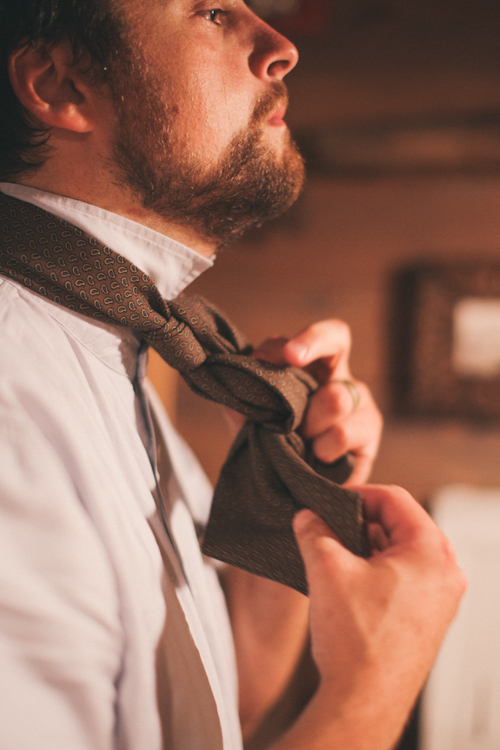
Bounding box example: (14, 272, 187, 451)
(0, 183, 214, 301)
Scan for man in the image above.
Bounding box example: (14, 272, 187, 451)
(0, 1, 465, 749)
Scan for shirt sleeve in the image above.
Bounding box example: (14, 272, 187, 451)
(0, 408, 124, 750)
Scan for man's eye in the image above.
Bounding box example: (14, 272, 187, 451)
(199, 8, 231, 25)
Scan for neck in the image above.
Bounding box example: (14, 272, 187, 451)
(15, 168, 217, 260)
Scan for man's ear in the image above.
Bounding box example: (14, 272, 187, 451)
(8, 40, 98, 134)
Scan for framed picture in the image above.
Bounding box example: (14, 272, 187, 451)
(392, 261, 500, 420)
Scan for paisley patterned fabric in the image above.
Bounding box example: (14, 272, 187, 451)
(0, 193, 366, 594)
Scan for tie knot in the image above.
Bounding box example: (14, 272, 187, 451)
(152, 295, 318, 433)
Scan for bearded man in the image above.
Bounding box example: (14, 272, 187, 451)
(0, 1, 465, 749)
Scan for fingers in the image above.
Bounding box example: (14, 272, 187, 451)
(301, 380, 365, 437)
(352, 484, 453, 552)
(310, 419, 377, 466)
(353, 484, 430, 531)
(294, 488, 428, 565)
(294, 489, 434, 562)
(283, 320, 352, 381)
(254, 320, 352, 382)
(294, 493, 465, 601)
(293, 508, 339, 543)
(254, 321, 383, 486)
(293, 509, 355, 581)
(345, 454, 375, 485)
(252, 336, 289, 367)
(291, 496, 466, 750)
(301, 381, 382, 482)
(366, 521, 390, 555)
(302, 381, 380, 442)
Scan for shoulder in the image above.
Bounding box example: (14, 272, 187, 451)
(0, 275, 72, 358)
(0, 278, 84, 416)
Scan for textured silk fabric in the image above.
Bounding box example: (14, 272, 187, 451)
(0, 193, 366, 594)
(0, 181, 214, 301)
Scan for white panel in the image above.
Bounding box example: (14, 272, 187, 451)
(452, 298, 500, 377)
(421, 485, 500, 750)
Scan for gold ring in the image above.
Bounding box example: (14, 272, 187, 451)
(332, 379, 361, 413)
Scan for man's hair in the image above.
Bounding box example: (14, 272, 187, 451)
(0, 0, 123, 181)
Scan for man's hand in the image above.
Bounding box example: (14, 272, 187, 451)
(253, 319, 383, 484)
(271, 485, 466, 750)
(223, 318, 382, 738)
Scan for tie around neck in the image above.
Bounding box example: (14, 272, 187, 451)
(0, 193, 366, 594)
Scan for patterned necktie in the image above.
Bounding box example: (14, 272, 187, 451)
(0, 194, 366, 594)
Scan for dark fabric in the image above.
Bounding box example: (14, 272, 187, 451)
(0, 193, 366, 594)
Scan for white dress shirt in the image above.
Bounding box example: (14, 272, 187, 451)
(0, 183, 243, 750)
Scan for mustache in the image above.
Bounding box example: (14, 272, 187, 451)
(251, 81, 289, 126)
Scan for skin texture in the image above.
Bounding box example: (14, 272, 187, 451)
(6, 1, 465, 747)
(9, 0, 302, 254)
(107, 43, 305, 246)
(273, 489, 466, 750)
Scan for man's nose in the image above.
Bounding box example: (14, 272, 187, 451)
(248, 20, 299, 81)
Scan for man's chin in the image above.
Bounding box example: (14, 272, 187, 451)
(112, 106, 305, 248)
(261, 120, 292, 146)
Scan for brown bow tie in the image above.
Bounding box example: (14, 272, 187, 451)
(0, 193, 366, 594)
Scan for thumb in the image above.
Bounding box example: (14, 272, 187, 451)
(293, 509, 354, 587)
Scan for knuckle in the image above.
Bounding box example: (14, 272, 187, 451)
(371, 399, 384, 426)
(457, 568, 468, 596)
(323, 384, 348, 414)
(432, 535, 467, 598)
(445, 563, 468, 602)
(358, 385, 383, 423)
(314, 426, 349, 461)
(332, 318, 351, 341)
(295, 518, 333, 560)
(330, 423, 349, 449)
(317, 318, 352, 348)
(383, 484, 415, 501)
(441, 535, 457, 562)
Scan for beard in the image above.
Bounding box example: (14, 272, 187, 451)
(110, 71, 305, 248)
